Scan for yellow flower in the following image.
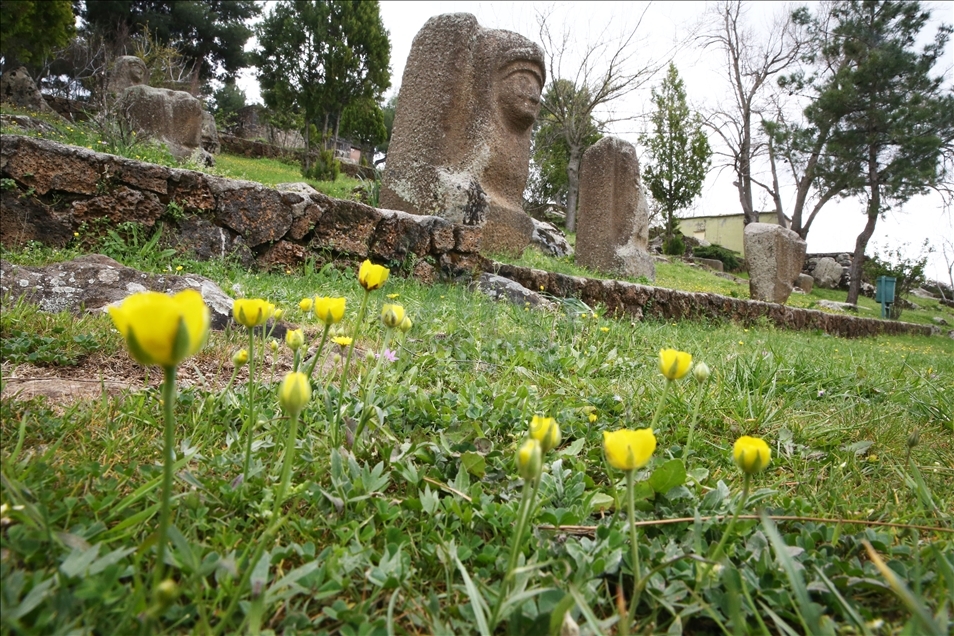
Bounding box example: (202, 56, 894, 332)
(516, 438, 542, 481)
(175, 265, 183, 272)
(588, 413, 598, 424)
(733, 436, 771, 475)
(314, 297, 346, 325)
(233, 298, 275, 328)
(387, 293, 400, 299)
(278, 372, 311, 415)
(398, 315, 413, 333)
(529, 415, 561, 453)
(108, 290, 210, 368)
(232, 349, 249, 366)
(285, 329, 304, 351)
(603, 428, 656, 471)
(299, 297, 313, 311)
(381, 303, 406, 329)
(600, 327, 610, 333)
(333, 336, 353, 347)
(658, 349, 692, 381)
(358, 259, 389, 291)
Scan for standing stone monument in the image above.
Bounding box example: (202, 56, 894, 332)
(744, 223, 807, 304)
(576, 136, 655, 280)
(380, 13, 545, 255)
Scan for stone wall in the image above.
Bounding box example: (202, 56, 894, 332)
(0, 134, 485, 281)
(490, 262, 938, 339)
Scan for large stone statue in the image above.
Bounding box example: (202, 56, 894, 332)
(380, 14, 545, 255)
(576, 136, 655, 281)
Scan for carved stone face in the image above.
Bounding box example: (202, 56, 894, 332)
(495, 60, 543, 131)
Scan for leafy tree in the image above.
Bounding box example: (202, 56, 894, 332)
(255, 0, 390, 170)
(339, 96, 387, 165)
(641, 63, 711, 246)
(0, 0, 75, 73)
(209, 80, 246, 130)
(81, 0, 259, 84)
(537, 7, 666, 232)
(525, 80, 602, 221)
(806, 0, 954, 305)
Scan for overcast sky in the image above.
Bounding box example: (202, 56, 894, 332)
(239, 1, 954, 281)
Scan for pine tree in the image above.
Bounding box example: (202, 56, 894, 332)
(642, 63, 712, 248)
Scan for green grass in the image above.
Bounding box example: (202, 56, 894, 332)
(214, 154, 363, 199)
(2, 242, 952, 635)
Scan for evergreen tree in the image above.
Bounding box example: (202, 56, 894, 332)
(0, 0, 75, 73)
(641, 63, 711, 247)
(255, 0, 390, 169)
(81, 0, 259, 83)
(806, 0, 954, 305)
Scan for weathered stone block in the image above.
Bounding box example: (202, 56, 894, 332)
(743, 223, 806, 304)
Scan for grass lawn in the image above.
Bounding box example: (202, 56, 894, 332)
(1, 114, 952, 633)
(1, 243, 951, 635)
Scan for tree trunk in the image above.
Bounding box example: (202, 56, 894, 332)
(739, 116, 757, 225)
(565, 142, 583, 233)
(846, 153, 881, 305)
(304, 118, 311, 172)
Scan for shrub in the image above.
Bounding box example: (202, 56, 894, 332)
(693, 244, 743, 272)
(863, 241, 930, 319)
(663, 234, 685, 256)
(302, 149, 340, 182)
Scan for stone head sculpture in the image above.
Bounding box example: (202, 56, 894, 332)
(380, 14, 545, 254)
(109, 56, 149, 94)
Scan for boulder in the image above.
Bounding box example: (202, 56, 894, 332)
(743, 223, 806, 304)
(474, 273, 555, 310)
(380, 13, 545, 255)
(117, 84, 213, 165)
(108, 56, 149, 94)
(576, 136, 655, 281)
(201, 111, 220, 154)
(796, 273, 814, 293)
(0, 254, 235, 330)
(813, 256, 845, 289)
(694, 257, 724, 272)
(530, 218, 573, 257)
(0, 67, 61, 117)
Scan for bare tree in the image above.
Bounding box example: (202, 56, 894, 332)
(536, 6, 668, 233)
(701, 1, 805, 225)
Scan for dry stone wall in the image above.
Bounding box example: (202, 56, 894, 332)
(490, 262, 938, 339)
(0, 135, 486, 280)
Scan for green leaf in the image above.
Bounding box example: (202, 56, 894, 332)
(460, 451, 486, 479)
(649, 459, 687, 494)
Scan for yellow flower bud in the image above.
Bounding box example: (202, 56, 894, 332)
(268, 339, 279, 353)
(314, 296, 346, 325)
(285, 329, 304, 351)
(659, 348, 692, 381)
(108, 290, 210, 369)
(278, 372, 311, 415)
(358, 259, 389, 291)
(733, 436, 771, 475)
(398, 315, 413, 333)
(588, 413, 598, 424)
(154, 578, 179, 607)
(232, 348, 249, 366)
(529, 415, 561, 453)
(381, 303, 406, 329)
(273, 308, 284, 320)
(299, 297, 313, 311)
(516, 438, 542, 481)
(603, 428, 656, 471)
(693, 362, 711, 383)
(233, 298, 275, 328)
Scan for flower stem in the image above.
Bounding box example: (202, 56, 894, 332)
(685, 378, 709, 450)
(701, 473, 751, 582)
(155, 365, 177, 588)
(304, 324, 331, 379)
(332, 290, 370, 447)
(273, 410, 300, 517)
(491, 476, 539, 628)
(241, 328, 258, 483)
(649, 380, 672, 432)
(624, 469, 642, 632)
